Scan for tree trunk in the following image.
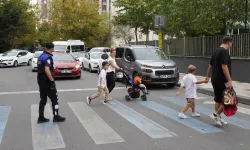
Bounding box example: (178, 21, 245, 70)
(135, 27, 138, 44)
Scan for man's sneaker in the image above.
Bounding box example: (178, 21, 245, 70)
(86, 97, 91, 105)
(53, 115, 66, 122)
(178, 113, 187, 119)
(220, 118, 228, 125)
(210, 113, 222, 126)
(37, 116, 50, 124)
(103, 100, 108, 104)
(192, 112, 201, 117)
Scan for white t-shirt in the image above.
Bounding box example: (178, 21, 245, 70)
(181, 74, 197, 99)
(107, 56, 116, 73)
(98, 69, 107, 87)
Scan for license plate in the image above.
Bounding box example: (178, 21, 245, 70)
(61, 70, 72, 73)
(160, 75, 169, 78)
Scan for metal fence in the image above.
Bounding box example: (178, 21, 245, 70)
(130, 34, 250, 58)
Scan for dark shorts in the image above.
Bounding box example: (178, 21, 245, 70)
(212, 82, 226, 103)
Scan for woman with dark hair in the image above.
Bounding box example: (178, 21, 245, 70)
(106, 48, 122, 95)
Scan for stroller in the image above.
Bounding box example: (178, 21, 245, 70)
(122, 71, 147, 101)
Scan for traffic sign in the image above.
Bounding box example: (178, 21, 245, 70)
(154, 15, 166, 29)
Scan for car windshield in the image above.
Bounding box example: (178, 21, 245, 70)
(2, 51, 18, 56)
(54, 45, 67, 52)
(90, 53, 103, 59)
(53, 53, 74, 61)
(133, 48, 167, 60)
(34, 53, 42, 58)
(90, 49, 103, 52)
(73, 52, 85, 57)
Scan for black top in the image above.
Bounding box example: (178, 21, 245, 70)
(37, 51, 54, 79)
(210, 47, 231, 83)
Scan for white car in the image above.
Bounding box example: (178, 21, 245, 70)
(31, 51, 43, 72)
(0, 50, 33, 67)
(82, 52, 104, 72)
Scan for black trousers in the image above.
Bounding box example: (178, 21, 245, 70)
(106, 72, 116, 93)
(38, 79, 59, 117)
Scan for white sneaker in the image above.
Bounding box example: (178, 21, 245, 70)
(178, 113, 187, 119)
(220, 118, 228, 125)
(86, 97, 91, 105)
(210, 113, 222, 126)
(192, 112, 201, 117)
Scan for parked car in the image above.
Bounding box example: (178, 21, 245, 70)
(101, 45, 179, 87)
(82, 52, 103, 72)
(0, 49, 33, 67)
(53, 52, 81, 79)
(31, 51, 43, 72)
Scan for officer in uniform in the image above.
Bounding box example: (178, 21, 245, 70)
(37, 43, 66, 123)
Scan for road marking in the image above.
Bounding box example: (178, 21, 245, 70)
(136, 100, 223, 133)
(106, 100, 177, 138)
(203, 101, 250, 115)
(161, 97, 250, 129)
(0, 106, 10, 144)
(31, 104, 65, 150)
(196, 97, 206, 100)
(0, 87, 126, 96)
(68, 102, 124, 144)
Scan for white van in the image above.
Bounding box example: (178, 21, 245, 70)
(53, 40, 85, 54)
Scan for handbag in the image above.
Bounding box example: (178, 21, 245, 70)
(223, 88, 238, 106)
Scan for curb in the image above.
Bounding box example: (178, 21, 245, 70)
(176, 83, 250, 105)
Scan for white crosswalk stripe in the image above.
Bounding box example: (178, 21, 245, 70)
(0, 99, 249, 149)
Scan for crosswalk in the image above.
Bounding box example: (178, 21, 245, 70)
(0, 97, 250, 150)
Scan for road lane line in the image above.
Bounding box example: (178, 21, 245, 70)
(68, 102, 124, 144)
(31, 104, 65, 150)
(204, 101, 250, 115)
(0, 106, 10, 144)
(0, 87, 126, 96)
(136, 100, 223, 133)
(106, 100, 177, 138)
(161, 97, 250, 129)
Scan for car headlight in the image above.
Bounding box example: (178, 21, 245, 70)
(75, 65, 80, 69)
(142, 68, 153, 73)
(175, 67, 179, 72)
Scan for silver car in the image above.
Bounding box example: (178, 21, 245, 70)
(114, 45, 179, 87)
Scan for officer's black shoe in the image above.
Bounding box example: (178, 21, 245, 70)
(37, 116, 50, 124)
(53, 115, 66, 122)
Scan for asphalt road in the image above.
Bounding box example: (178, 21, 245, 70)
(0, 66, 249, 150)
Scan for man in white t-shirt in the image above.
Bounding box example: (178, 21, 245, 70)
(176, 65, 208, 119)
(87, 62, 109, 104)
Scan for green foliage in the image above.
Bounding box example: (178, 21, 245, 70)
(0, 0, 37, 52)
(45, 0, 111, 47)
(114, 0, 248, 38)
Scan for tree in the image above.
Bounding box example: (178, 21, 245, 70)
(48, 0, 111, 46)
(0, 0, 37, 52)
(113, 25, 134, 43)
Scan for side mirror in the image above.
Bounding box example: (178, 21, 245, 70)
(101, 53, 109, 60)
(17, 55, 21, 57)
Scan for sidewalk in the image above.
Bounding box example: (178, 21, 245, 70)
(178, 73, 250, 105)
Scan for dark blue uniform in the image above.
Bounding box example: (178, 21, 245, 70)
(37, 51, 59, 117)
